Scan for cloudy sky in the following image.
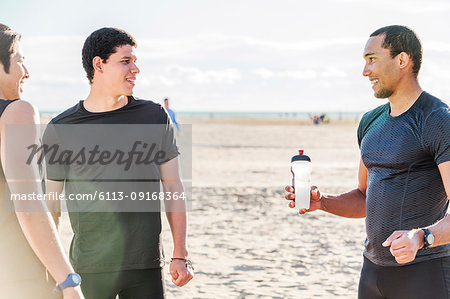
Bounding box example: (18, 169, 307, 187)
(2, 0, 450, 112)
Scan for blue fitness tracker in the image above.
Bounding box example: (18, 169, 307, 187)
(55, 273, 82, 292)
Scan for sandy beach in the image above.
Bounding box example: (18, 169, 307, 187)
(58, 117, 367, 298)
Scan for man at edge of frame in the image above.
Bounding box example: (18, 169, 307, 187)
(285, 25, 450, 299)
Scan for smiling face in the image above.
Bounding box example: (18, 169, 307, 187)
(362, 35, 400, 99)
(0, 41, 29, 99)
(95, 44, 140, 97)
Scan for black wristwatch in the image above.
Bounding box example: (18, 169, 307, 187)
(422, 229, 435, 249)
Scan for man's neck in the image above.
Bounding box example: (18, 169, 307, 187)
(388, 78, 423, 117)
(83, 87, 128, 113)
(0, 88, 19, 100)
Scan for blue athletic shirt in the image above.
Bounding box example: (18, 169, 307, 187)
(358, 91, 450, 266)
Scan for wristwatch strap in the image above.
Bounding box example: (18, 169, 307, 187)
(55, 273, 82, 292)
(422, 228, 434, 249)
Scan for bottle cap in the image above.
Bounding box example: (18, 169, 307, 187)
(291, 149, 311, 162)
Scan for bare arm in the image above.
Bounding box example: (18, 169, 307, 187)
(161, 157, 193, 287)
(0, 101, 82, 297)
(424, 161, 450, 247)
(285, 157, 367, 218)
(46, 179, 64, 229)
(161, 157, 187, 257)
(319, 158, 367, 218)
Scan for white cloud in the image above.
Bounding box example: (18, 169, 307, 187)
(327, 0, 450, 13)
(253, 68, 317, 80)
(278, 70, 318, 80)
(426, 41, 450, 53)
(31, 74, 85, 85)
(191, 34, 364, 52)
(253, 67, 347, 80)
(252, 68, 275, 79)
(320, 68, 347, 78)
(24, 35, 85, 46)
(155, 75, 176, 87)
(165, 66, 242, 84)
(137, 34, 364, 60)
(13, 15, 450, 113)
(402, 1, 450, 13)
(137, 75, 175, 87)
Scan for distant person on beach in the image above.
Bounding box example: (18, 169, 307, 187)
(309, 113, 329, 125)
(0, 24, 84, 298)
(44, 27, 193, 298)
(285, 25, 449, 298)
(312, 114, 320, 125)
(164, 98, 180, 131)
(319, 113, 330, 124)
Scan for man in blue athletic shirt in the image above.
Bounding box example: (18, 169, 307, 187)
(164, 98, 179, 131)
(285, 25, 450, 298)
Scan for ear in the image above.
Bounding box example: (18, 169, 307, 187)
(92, 56, 104, 74)
(398, 52, 410, 71)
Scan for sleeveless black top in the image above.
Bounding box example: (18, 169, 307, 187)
(0, 99, 61, 298)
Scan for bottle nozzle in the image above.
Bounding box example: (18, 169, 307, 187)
(298, 150, 304, 155)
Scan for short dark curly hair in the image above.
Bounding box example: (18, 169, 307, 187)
(82, 27, 137, 84)
(370, 25, 422, 76)
(0, 24, 21, 73)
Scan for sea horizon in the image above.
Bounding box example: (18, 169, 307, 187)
(40, 110, 365, 120)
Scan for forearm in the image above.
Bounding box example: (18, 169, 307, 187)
(320, 188, 366, 218)
(430, 162, 450, 247)
(46, 180, 64, 229)
(164, 182, 188, 258)
(166, 211, 188, 257)
(426, 213, 450, 248)
(16, 211, 75, 284)
(46, 200, 61, 229)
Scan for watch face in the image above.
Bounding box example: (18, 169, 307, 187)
(71, 274, 82, 284)
(427, 233, 435, 245)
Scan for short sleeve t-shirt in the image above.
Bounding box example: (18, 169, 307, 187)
(358, 91, 450, 266)
(45, 96, 179, 273)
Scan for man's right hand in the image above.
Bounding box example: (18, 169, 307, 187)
(170, 259, 194, 287)
(284, 185, 322, 214)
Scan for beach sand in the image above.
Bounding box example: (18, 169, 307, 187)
(58, 118, 367, 298)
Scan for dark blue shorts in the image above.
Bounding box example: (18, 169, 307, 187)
(358, 256, 450, 299)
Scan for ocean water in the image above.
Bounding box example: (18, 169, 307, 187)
(176, 111, 364, 120)
(41, 110, 365, 120)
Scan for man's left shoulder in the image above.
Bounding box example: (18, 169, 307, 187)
(131, 96, 164, 111)
(130, 96, 169, 122)
(419, 94, 450, 164)
(420, 92, 449, 114)
(420, 93, 449, 124)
